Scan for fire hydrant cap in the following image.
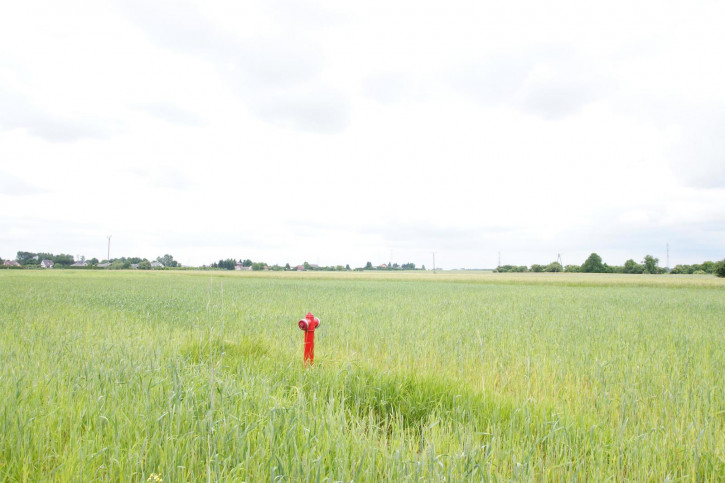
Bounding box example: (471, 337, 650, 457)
(299, 312, 319, 331)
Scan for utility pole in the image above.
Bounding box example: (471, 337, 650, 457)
(107, 235, 111, 262)
(498, 251, 501, 268)
(432, 252, 436, 274)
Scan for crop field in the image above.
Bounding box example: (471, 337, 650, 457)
(1, 270, 724, 481)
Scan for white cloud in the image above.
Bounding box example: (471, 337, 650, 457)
(452, 48, 614, 120)
(0, 172, 46, 196)
(135, 102, 204, 126)
(669, 107, 725, 188)
(0, 87, 110, 142)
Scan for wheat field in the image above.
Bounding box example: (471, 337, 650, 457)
(1, 270, 723, 481)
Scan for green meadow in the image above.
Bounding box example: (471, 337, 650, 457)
(1, 270, 723, 481)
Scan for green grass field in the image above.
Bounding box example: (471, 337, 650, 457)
(1, 270, 723, 481)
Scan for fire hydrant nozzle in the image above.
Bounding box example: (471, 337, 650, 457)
(298, 312, 320, 366)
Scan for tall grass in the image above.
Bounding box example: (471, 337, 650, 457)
(0, 270, 723, 480)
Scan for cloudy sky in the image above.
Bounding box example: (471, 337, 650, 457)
(1, 0, 724, 269)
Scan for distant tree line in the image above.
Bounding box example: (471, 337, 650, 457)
(100, 254, 181, 269)
(211, 258, 250, 270)
(495, 253, 725, 277)
(2, 251, 180, 269)
(669, 261, 722, 275)
(4, 250, 723, 277)
(206, 258, 425, 272)
(12, 251, 81, 267)
(207, 259, 350, 271)
(208, 259, 281, 271)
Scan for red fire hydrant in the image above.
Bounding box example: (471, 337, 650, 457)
(298, 312, 320, 366)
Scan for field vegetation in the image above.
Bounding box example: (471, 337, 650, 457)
(1, 270, 723, 480)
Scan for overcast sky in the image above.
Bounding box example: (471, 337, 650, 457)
(1, 0, 724, 269)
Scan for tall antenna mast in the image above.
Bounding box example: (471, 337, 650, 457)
(432, 251, 436, 274)
(557, 253, 563, 267)
(107, 235, 111, 262)
(666, 243, 670, 271)
(498, 251, 501, 268)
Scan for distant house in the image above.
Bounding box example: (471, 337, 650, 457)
(3, 260, 20, 267)
(235, 263, 251, 271)
(150, 261, 164, 268)
(296, 265, 305, 271)
(40, 259, 54, 269)
(97, 262, 111, 268)
(130, 263, 139, 269)
(70, 260, 89, 267)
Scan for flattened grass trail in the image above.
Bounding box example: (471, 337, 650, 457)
(1, 270, 723, 480)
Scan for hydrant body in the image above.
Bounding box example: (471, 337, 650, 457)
(298, 312, 320, 366)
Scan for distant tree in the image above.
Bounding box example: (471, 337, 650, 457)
(623, 259, 644, 274)
(670, 264, 692, 274)
(714, 259, 725, 278)
(345, 264, 351, 270)
(138, 260, 152, 270)
(157, 254, 179, 268)
(699, 261, 715, 274)
(364, 261, 373, 270)
(17, 251, 38, 265)
(285, 263, 291, 270)
(642, 255, 659, 274)
(530, 264, 545, 272)
(497, 265, 528, 273)
(564, 264, 580, 272)
(545, 262, 563, 272)
(421, 265, 426, 270)
(109, 260, 128, 270)
(52, 254, 75, 267)
(251, 262, 266, 271)
(241, 259, 252, 267)
(581, 253, 605, 273)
